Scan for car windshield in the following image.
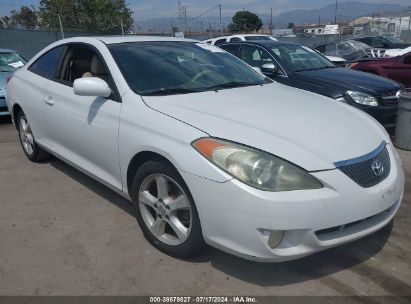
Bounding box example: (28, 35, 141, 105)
(343, 40, 369, 50)
(109, 42, 268, 96)
(269, 44, 335, 72)
(0, 52, 27, 72)
(383, 36, 404, 43)
(244, 36, 272, 41)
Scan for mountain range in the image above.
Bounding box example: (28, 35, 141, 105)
(135, 1, 409, 32)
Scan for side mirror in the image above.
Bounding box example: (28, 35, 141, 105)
(261, 63, 279, 75)
(73, 77, 111, 98)
(252, 66, 263, 75)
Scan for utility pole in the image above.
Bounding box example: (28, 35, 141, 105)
(58, 14, 64, 39)
(120, 19, 124, 35)
(183, 6, 187, 32)
(270, 8, 273, 32)
(219, 4, 222, 36)
(334, 0, 337, 24)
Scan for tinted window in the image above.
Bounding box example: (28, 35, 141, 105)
(220, 44, 240, 56)
(215, 39, 227, 45)
(29, 46, 65, 79)
(240, 45, 273, 68)
(109, 42, 267, 96)
(229, 37, 242, 42)
(268, 44, 334, 72)
(370, 37, 389, 48)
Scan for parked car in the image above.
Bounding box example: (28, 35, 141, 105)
(315, 39, 372, 62)
(350, 52, 411, 88)
(352, 36, 411, 50)
(384, 46, 411, 58)
(220, 40, 401, 133)
(7, 36, 404, 262)
(0, 49, 27, 116)
(203, 34, 277, 46)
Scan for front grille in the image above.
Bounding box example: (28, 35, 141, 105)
(0, 106, 8, 112)
(336, 144, 390, 188)
(381, 90, 400, 106)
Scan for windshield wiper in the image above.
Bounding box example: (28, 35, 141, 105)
(142, 88, 205, 96)
(205, 81, 262, 91)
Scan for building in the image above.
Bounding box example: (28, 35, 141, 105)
(294, 24, 341, 36)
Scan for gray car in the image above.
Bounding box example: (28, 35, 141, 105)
(0, 49, 27, 116)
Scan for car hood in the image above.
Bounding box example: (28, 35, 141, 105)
(142, 82, 389, 171)
(295, 67, 400, 95)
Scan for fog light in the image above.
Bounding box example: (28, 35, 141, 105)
(268, 230, 284, 249)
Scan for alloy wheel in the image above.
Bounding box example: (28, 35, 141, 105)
(138, 173, 192, 246)
(19, 116, 34, 156)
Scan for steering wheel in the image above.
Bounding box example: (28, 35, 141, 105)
(190, 70, 215, 84)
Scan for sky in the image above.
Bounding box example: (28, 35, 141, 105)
(0, 0, 410, 19)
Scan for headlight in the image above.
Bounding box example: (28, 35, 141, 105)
(347, 90, 379, 106)
(192, 138, 323, 192)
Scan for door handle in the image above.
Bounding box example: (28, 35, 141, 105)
(44, 96, 55, 106)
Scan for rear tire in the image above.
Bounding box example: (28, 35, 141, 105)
(130, 160, 206, 258)
(17, 110, 51, 162)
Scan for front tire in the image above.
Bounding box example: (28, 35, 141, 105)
(17, 111, 50, 162)
(130, 160, 206, 258)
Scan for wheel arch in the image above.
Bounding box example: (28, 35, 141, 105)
(126, 150, 178, 195)
(12, 103, 23, 129)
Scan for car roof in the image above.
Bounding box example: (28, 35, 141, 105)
(221, 40, 300, 48)
(59, 36, 198, 45)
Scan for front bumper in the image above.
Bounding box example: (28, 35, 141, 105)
(0, 96, 10, 116)
(181, 144, 404, 262)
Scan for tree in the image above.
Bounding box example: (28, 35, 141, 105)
(287, 22, 295, 29)
(228, 11, 263, 33)
(9, 6, 39, 30)
(39, 0, 134, 34)
(1, 6, 38, 29)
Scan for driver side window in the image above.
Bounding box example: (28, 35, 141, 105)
(240, 45, 273, 68)
(59, 46, 109, 86)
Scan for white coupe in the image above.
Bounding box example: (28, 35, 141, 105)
(6, 36, 404, 262)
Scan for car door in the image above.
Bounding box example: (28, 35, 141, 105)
(384, 54, 411, 87)
(24, 46, 66, 146)
(42, 43, 123, 190)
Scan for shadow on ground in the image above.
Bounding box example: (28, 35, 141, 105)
(48, 156, 411, 294)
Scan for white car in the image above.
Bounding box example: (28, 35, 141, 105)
(6, 36, 404, 262)
(385, 46, 411, 58)
(203, 34, 277, 46)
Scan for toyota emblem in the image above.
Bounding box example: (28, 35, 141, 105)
(371, 160, 384, 177)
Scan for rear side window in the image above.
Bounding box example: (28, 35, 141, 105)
(220, 44, 240, 56)
(28, 46, 65, 79)
(215, 39, 227, 46)
(229, 37, 242, 42)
